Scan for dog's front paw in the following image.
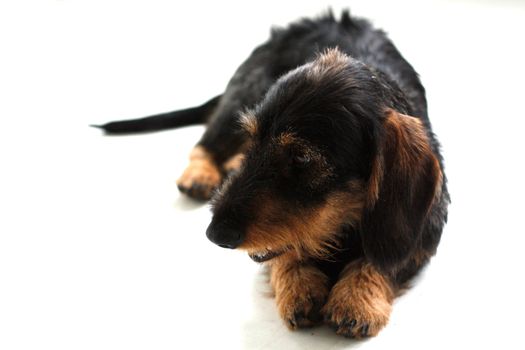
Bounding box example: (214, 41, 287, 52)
(277, 290, 326, 329)
(177, 147, 221, 200)
(323, 295, 391, 338)
(272, 265, 329, 330)
(322, 261, 394, 338)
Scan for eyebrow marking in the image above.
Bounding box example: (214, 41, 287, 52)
(239, 110, 258, 136)
(276, 132, 297, 146)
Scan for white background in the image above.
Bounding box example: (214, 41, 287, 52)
(1, 0, 524, 349)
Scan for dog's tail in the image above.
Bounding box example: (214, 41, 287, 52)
(91, 95, 222, 134)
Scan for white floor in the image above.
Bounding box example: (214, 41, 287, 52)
(1, 1, 525, 349)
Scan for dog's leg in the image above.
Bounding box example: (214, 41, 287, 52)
(222, 153, 245, 175)
(176, 146, 223, 200)
(177, 99, 252, 200)
(322, 259, 395, 338)
(270, 257, 330, 329)
(176, 121, 247, 199)
(177, 145, 248, 200)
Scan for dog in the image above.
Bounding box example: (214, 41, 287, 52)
(95, 10, 449, 338)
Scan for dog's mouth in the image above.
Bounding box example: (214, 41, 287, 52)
(248, 246, 290, 263)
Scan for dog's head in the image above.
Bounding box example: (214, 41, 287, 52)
(206, 49, 442, 271)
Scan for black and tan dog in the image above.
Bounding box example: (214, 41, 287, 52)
(95, 11, 449, 338)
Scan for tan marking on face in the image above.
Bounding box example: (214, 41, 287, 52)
(322, 259, 395, 338)
(239, 180, 365, 259)
(176, 146, 221, 200)
(239, 110, 258, 137)
(276, 132, 297, 146)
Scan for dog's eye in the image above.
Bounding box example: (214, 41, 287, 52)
(292, 154, 311, 168)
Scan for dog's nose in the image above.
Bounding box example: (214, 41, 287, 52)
(206, 224, 244, 249)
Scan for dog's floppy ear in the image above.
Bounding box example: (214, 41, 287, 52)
(361, 109, 442, 272)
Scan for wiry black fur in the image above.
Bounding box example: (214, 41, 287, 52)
(98, 10, 450, 336)
(205, 11, 448, 279)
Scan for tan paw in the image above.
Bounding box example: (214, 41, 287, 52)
(176, 147, 221, 200)
(272, 264, 329, 330)
(222, 153, 245, 175)
(322, 261, 394, 338)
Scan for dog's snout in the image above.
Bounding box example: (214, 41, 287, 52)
(206, 224, 244, 249)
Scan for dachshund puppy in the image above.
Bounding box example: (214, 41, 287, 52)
(96, 11, 449, 338)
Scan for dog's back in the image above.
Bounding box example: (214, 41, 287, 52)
(227, 11, 427, 120)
